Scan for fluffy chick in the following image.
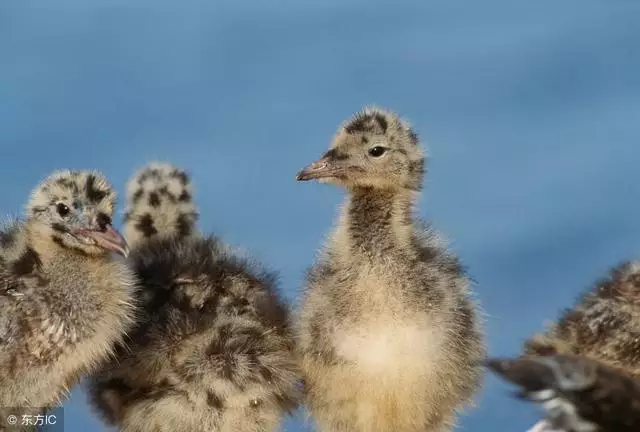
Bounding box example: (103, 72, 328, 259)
(295, 107, 485, 432)
(524, 261, 640, 376)
(88, 163, 299, 432)
(0, 170, 135, 428)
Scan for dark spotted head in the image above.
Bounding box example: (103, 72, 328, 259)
(123, 162, 198, 249)
(296, 106, 425, 190)
(26, 170, 128, 257)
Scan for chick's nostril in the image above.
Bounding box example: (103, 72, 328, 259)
(96, 212, 112, 231)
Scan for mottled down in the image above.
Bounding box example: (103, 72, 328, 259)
(0, 170, 135, 430)
(295, 107, 486, 432)
(87, 163, 299, 432)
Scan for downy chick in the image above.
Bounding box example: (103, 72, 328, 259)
(295, 107, 486, 432)
(88, 163, 299, 432)
(0, 170, 134, 426)
(524, 261, 640, 376)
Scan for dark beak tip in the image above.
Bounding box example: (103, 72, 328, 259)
(485, 358, 512, 374)
(295, 170, 311, 181)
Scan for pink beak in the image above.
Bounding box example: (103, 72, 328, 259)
(296, 157, 344, 181)
(75, 225, 130, 257)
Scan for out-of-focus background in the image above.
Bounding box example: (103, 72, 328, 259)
(2, 1, 639, 430)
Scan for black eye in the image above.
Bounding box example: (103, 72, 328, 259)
(56, 203, 70, 217)
(368, 146, 387, 157)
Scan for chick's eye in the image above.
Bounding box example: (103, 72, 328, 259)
(368, 146, 387, 157)
(56, 203, 70, 217)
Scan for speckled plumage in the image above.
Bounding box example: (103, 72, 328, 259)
(88, 163, 299, 432)
(0, 170, 136, 429)
(524, 261, 640, 376)
(487, 355, 640, 432)
(295, 107, 486, 432)
(122, 162, 198, 246)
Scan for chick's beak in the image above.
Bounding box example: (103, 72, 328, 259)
(485, 357, 553, 392)
(76, 225, 130, 257)
(296, 156, 343, 181)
